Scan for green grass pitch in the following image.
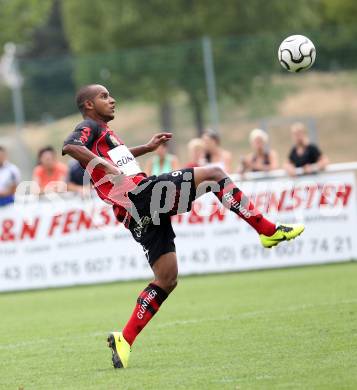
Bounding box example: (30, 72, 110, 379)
(1, 262, 357, 389)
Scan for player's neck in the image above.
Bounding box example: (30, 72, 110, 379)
(83, 112, 109, 126)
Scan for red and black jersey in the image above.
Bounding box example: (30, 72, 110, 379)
(63, 118, 146, 209)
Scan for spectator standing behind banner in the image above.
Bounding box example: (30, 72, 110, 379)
(145, 143, 179, 175)
(0, 146, 20, 206)
(285, 122, 329, 176)
(240, 129, 278, 173)
(202, 130, 232, 173)
(67, 159, 91, 196)
(32, 146, 68, 193)
(185, 138, 207, 168)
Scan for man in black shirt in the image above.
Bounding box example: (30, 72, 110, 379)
(285, 122, 328, 176)
(67, 159, 91, 195)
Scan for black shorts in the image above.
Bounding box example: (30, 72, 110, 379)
(125, 168, 196, 266)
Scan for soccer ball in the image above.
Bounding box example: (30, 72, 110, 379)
(278, 35, 316, 72)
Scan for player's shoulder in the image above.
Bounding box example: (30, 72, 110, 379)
(75, 118, 100, 132)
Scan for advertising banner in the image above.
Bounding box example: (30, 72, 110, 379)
(0, 171, 355, 292)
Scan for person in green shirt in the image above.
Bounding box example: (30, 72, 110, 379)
(145, 143, 180, 175)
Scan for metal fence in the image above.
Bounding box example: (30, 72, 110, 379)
(1, 27, 357, 128)
(1, 27, 357, 179)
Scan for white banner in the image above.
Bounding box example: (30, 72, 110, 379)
(0, 171, 356, 292)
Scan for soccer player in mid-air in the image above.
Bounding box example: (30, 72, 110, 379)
(62, 84, 304, 369)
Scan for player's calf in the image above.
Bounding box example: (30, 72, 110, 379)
(196, 168, 277, 236)
(152, 252, 178, 294)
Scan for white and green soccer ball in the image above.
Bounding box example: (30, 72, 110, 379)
(278, 35, 316, 72)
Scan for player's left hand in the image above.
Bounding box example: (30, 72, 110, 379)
(146, 132, 172, 151)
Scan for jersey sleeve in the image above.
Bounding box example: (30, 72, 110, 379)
(62, 119, 99, 153)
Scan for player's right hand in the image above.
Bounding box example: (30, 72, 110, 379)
(104, 163, 122, 176)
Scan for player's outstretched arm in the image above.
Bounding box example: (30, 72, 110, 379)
(130, 132, 172, 157)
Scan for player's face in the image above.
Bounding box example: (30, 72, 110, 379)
(92, 87, 116, 122)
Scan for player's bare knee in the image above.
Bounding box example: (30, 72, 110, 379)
(168, 277, 178, 292)
(167, 273, 178, 292)
(207, 166, 226, 181)
(161, 273, 178, 293)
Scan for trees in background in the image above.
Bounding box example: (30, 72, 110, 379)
(0, 0, 52, 48)
(0, 0, 73, 121)
(21, 0, 74, 120)
(0, 0, 355, 131)
(0, 0, 52, 122)
(61, 0, 323, 132)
